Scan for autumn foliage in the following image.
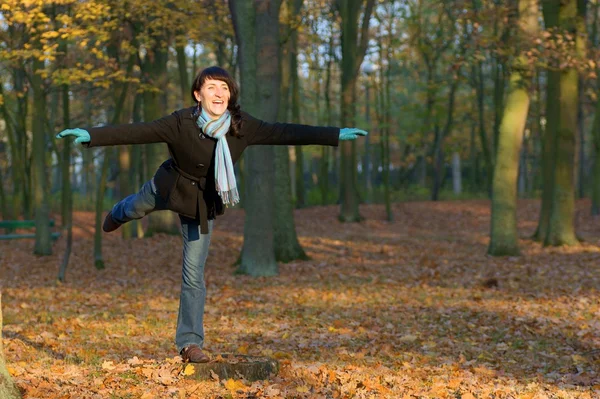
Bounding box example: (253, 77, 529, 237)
(3, 201, 600, 398)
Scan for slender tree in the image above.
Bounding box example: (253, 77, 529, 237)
(58, 35, 73, 282)
(274, 0, 308, 262)
(31, 55, 52, 255)
(338, 0, 375, 222)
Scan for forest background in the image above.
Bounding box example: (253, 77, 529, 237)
(1, 0, 600, 398)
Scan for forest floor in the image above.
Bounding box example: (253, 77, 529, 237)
(2, 199, 600, 399)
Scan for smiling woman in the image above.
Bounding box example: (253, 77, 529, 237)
(196, 79, 230, 120)
(55, 65, 368, 364)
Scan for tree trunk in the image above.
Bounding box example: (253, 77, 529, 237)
(576, 0, 587, 200)
(176, 43, 190, 107)
(488, 0, 539, 256)
(81, 87, 94, 202)
(143, 44, 179, 236)
(452, 152, 462, 195)
(0, 292, 21, 399)
(58, 76, 73, 282)
(273, 0, 307, 263)
(544, 0, 580, 246)
(131, 93, 144, 237)
(476, 62, 494, 194)
(382, 34, 393, 221)
(319, 36, 335, 205)
(338, 0, 375, 222)
(593, 99, 600, 214)
(534, 1, 560, 241)
(289, 5, 306, 209)
(31, 57, 52, 256)
(12, 66, 31, 219)
(590, 0, 600, 215)
(231, 0, 281, 277)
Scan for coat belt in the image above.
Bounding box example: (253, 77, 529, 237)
(170, 163, 210, 234)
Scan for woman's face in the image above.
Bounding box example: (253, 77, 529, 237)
(194, 78, 230, 120)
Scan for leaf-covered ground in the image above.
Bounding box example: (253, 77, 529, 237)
(2, 200, 600, 398)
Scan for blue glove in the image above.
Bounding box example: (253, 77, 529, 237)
(56, 128, 90, 144)
(339, 127, 368, 141)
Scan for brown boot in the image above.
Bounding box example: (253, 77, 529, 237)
(181, 345, 210, 363)
(102, 211, 122, 233)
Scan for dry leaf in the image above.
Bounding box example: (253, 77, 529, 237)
(182, 364, 195, 376)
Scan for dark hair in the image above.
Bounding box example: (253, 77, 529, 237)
(191, 66, 242, 137)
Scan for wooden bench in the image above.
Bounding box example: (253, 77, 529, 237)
(0, 220, 61, 241)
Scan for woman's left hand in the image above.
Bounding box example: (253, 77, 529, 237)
(339, 128, 368, 141)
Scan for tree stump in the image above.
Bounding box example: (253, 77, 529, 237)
(182, 354, 279, 382)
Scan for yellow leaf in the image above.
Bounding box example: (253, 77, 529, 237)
(237, 345, 248, 354)
(296, 385, 310, 393)
(224, 378, 245, 391)
(183, 364, 195, 376)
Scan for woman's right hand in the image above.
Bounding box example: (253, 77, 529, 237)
(56, 128, 90, 144)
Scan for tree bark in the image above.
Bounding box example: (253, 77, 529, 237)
(338, 0, 375, 222)
(58, 71, 73, 282)
(273, 0, 307, 263)
(544, 0, 580, 246)
(143, 43, 180, 236)
(31, 56, 52, 256)
(591, 0, 600, 214)
(488, 0, 539, 256)
(231, 0, 282, 276)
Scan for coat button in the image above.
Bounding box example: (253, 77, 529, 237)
(196, 163, 204, 168)
(191, 182, 196, 186)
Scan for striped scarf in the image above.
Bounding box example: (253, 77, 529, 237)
(196, 109, 239, 206)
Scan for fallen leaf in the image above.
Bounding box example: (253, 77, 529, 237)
(182, 364, 195, 376)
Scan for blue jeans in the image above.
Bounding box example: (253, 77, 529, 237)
(111, 179, 213, 352)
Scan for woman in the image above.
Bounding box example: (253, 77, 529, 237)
(57, 66, 367, 363)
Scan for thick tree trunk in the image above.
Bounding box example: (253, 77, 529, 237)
(590, 0, 600, 215)
(544, 0, 580, 246)
(593, 101, 600, 214)
(231, 0, 281, 277)
(534, 1, 560, 241)
(488, 0, 539, 256)
(0, 292, 21, 399)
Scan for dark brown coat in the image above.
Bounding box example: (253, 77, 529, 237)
(86, 107, 339, 233)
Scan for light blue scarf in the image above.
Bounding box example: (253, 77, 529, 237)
(196, 109, 239, 206)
